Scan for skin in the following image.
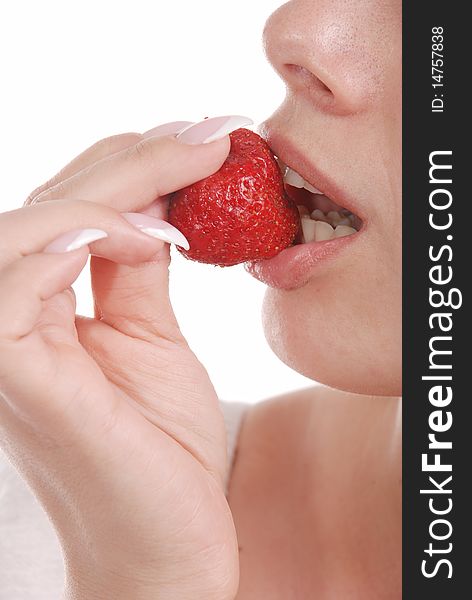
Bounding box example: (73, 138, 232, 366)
(260, 0, 402, 396)
(228, 2, 402, 597)
(230, 1, 402, 597)
(0, 1, 401, 599)
(228, 390, 401, 599)
(0, 134, 240, 600)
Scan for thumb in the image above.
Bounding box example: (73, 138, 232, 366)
(89, 199, 184, 343)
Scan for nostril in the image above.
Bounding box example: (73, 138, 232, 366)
(285, 63, 333, 98)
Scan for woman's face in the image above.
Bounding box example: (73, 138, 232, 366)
(251, 0, 401, 395)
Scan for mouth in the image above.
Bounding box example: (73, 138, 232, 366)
(245, 129, 366, 290)
(279, 161, 363, 243)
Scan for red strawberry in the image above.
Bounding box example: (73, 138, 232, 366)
(168, 128, 300, 266)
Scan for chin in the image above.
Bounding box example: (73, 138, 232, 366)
(262, 284, 402, 398)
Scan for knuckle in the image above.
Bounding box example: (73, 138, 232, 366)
(28, 177, 73, 205)
(24, 188, 41, 206)
(127, 137, 162, 174)
(92, 135, 117, 156)
(34, 170, 91, 204)
(36, 179, 68, 202)
(25, 180, 55, 206)
(80, 199, 123, 228)
(66, 197, 116, 221)
(25, 164, 77, 206)
(23, 133, 143, 207)
(31, 197, 117, 229)
(100, 132, 142, 154)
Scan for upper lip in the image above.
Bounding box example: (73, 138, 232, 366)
(257, 124, 367, 225)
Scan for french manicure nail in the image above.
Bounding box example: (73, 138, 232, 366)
(142, 121, 195, 139)
(44, 229, 108, 253)
(122, 213, 190, 250)
(176, 115, 253, 145)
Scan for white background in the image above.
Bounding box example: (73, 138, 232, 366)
(0, 0, 313, 403)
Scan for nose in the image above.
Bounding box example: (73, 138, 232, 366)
(263, 0, 399, 115)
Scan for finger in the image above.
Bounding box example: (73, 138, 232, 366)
(25, 133, 142, 206)
(0, 249, 94, 438)
(37, 287, 78, 342)
(32, 116, 244, 212)
(88, 198, 183, 341)
(142, 120, 194, 138)
(29, 124, 236, 340)
(0, 249, 121, 452)
(27, 117, 250, 341)
(0, 199, 185, 341)
(0, 199, 182, 269)
(90, 250, 181, 342)
(25, 122, 194, 206)
(64, 128, 232, 339)
(0, 248, 89, 343)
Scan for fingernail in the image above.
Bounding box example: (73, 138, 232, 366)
(44, 229, 108, 253)
(176, 115, 253, 145)
(122, 213, 190, 250)
(142, 121, 194, 139)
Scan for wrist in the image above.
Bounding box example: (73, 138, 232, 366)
(64, 567, 236, 600)
(64, 579, 151, 600)
(62, 537, 239, 600)
(64, 563, 163, 600)
(65, 583, 233, 600)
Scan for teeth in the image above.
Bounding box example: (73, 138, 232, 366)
(284, 167, 306, 188)
(297, 204, 310, 217)
(296, 207, 358, 243)
(283, 167, 323, 194)
(304, 182, 323, 194)
(314, 221, 335, 241)
(275, 156, 287, 173)
(334, 225, 357, 238)
(298, 207, 356, 229)
(327, 211, 342, 226)
(301, 218, 317, 243)
(311, 209, 328, 222)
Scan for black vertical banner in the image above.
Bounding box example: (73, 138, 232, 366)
(403, 2, 468, 598)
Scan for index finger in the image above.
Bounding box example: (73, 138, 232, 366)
(25, 132, 142, 206)
(32, 116, 251, 212)
(25, 122, 194, 206)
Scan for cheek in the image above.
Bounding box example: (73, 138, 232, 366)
(262, 248, 402, 396)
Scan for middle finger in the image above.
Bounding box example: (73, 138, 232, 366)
(0, 199, 177, 269)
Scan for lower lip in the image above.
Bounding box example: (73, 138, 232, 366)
(245, 232, 361, 290)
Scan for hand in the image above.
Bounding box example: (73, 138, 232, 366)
(0, 126, 239, 600)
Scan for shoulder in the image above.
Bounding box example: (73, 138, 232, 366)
(231, 385, 401, 467)
(226, 387, 401, 598)
(231, 385, 402, 510)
